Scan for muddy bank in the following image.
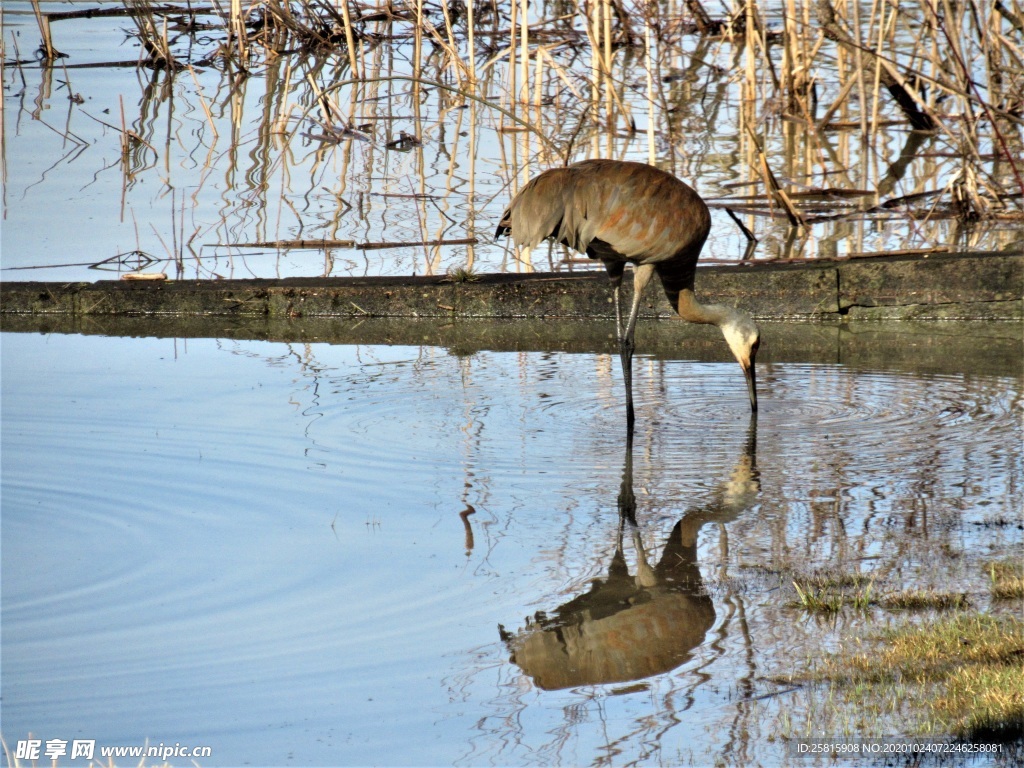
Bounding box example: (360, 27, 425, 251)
(2, 251, 1021, 321)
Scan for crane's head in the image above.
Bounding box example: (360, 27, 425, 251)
(720, 314, 760, 413)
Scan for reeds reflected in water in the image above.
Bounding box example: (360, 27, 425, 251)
(5, 1, 1023, 279)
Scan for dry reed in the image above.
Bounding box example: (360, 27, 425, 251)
(24, 0, 1024, 274)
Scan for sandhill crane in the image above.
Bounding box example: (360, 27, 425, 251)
(496, 159, 760, 425)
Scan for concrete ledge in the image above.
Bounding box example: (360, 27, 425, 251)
(2, 251, 1020, 321)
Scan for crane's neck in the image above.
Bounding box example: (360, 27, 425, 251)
(675, 288, 760, 413)
(676, 288, 735, 328)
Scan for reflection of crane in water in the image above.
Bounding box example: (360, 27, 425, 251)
(499, 419, 760, 690)
(496, 159, 761, 427)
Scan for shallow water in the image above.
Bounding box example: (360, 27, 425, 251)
(2, 321, 1020, 766)
(4, 1, 1022, 282)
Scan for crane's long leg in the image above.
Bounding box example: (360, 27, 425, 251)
(613, 283, 624, 342)
(621, 264, 656, 431)
(602, 258, 627, 343)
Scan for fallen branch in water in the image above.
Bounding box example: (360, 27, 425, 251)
(213, 239, 356, 249)
(844, 246, 950, 259)
(724, 208, 757, 244)
(357, 237, 478, 250)
(744, 125, 806, 228)
(815, 0, 936, 131)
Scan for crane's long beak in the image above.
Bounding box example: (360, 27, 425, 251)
(743, 360, 758, 413)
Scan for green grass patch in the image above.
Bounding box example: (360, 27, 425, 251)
(787, 566, 972, 614)
(791, 580, 846, 613)
(788, 568, 876, 613)
(444, 265, 480, 283)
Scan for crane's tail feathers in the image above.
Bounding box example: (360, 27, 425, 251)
(502, 168, 577, 251)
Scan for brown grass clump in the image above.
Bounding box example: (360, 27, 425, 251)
(817, 613, 1024, 739)
(988, 560, 1024, 601)
(876, 589, 971, 611)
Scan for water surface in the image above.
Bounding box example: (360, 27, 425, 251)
(4, 1, 1021, 282)
(2, 322, 1021, 765)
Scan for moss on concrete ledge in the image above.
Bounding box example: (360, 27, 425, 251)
(2, 251, 1020, 321)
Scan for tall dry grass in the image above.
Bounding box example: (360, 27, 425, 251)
(25, 0, 1024, 272)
